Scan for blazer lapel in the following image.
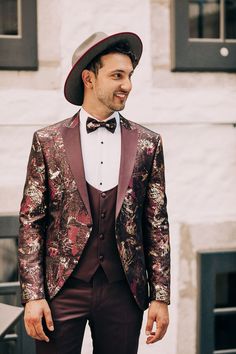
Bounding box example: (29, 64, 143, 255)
(116, 117, 138, 219)
(61, 113, 92, 219)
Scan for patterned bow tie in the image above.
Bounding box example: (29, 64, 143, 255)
(86, 117, 117, 134)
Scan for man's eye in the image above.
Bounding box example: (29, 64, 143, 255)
(113, 73, 121, 79)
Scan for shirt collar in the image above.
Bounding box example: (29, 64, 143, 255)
(80, 107, 120, 133)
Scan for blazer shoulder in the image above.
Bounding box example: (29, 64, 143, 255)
(33, 115, 77, 141)
(125, 117, 161, 143)
(36, 118, 71, 135)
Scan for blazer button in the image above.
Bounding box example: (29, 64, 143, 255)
(101, 192, 106, 198)
(99, 255, 104, 261)
(99, 233, 104, 240)
(101, 212, 105, 219)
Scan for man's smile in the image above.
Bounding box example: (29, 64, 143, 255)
(114, 92, 129, 100)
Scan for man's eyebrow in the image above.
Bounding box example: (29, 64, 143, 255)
(110, 69, 134, 75)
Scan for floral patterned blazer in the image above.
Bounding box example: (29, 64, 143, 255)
(18, 113, 170, 310)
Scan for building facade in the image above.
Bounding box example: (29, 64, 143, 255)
(0, 1, 236, 353)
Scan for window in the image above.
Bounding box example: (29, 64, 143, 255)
(171, 0, 236, 71)
(0, 0, 38, 70)
(198, 251, 236, 354)
(0, 215, 35, 354)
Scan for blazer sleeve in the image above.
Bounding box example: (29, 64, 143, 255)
(143, 134, 170, 305)
(18, 132, 47, 304)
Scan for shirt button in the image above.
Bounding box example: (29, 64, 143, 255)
(101, 212, 105, 219)
(101, 192, 106, 198)
(99, 233, 104, 240)
(99, 255, 104, 261)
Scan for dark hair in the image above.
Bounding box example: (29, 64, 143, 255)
(86, 41, 137, 76)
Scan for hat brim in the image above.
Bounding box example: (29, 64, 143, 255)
(64, 32, 143, 106)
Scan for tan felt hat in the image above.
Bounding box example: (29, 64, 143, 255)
(64, 31, 143, 106)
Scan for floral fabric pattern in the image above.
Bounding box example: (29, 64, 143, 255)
(18, 114, 170, 310)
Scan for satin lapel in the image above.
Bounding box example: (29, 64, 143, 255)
(116, 123, 138, 219)
(61, 115, 91, 218)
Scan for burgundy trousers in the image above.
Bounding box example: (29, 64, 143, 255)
(36, 268, 143, 354)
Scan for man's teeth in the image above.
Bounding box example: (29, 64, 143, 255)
(115, 93, 126, 98)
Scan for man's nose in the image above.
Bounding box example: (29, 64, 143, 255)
(120, 77, 132, 92)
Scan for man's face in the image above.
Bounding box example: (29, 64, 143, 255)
(90, 52, 134, 114)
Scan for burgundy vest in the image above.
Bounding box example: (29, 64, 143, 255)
(72, 183, 125, 282)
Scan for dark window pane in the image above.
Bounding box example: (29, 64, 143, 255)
(215, 272, 236, 308)
(189, 0, 220, 38)
(0, 341, 17, 354)
(0, 0, 18, 35)
(0, 294, 18, 306)
(215, 313, 236, 350)
(0, 239, 18, 282)
(226, 0, 236, 39)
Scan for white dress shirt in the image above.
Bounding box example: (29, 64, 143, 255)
(79, 107, 121, 192)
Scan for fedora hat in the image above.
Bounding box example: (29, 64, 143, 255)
(64, 31, 143, 106)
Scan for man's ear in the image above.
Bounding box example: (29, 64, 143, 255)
(81, 69, 93, 89)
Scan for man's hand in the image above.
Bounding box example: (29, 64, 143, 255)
(24, 299, 54, 342)
(145, 300, 169, 344)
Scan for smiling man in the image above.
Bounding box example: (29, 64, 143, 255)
(18, 32, 170, 354)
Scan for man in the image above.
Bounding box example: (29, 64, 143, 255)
(18, 32, 170, 354)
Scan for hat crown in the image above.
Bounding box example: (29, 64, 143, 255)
(72, 32, 107, 66)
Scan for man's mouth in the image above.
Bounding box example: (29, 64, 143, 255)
(114, 92, 128, 99)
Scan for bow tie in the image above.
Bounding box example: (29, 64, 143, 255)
(86, 117, 117, 134)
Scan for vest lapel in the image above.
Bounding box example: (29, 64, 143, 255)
(61, 113, 92, 219)
(116, 117, 138, 219)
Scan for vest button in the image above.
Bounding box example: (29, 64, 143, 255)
(101, 192, 106, 198)
(99, 233, 104, 240)
(101, 212, 105, 219)
(99, 255, 104, 261)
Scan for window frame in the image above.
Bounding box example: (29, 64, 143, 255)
(171, 0, 236, 71)
(0, 0, 38, 70)
(198, 250, 236, 354)
(0, 215, 35, 354)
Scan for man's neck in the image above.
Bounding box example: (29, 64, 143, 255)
(82, 104, 114, 121)
(80, 107, 120, 126)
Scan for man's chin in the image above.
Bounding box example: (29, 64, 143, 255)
(111, 103, 126, 112)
